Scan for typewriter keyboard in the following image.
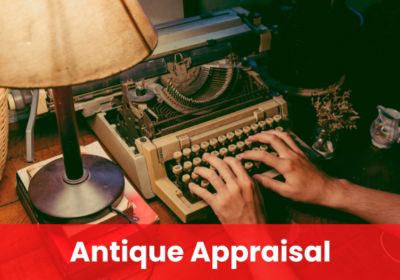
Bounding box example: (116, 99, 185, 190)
(165, 115, 283, 203)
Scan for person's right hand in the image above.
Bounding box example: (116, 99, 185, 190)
(240, 130, 344, 207)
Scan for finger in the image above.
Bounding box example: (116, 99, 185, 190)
(240, 150, 285, 173)
(248, 133, 292, 157)
(188, 182, 215, 206)
(261, 130, 303, 154)
(203, 153, 238, 185)
(194, 166, 226, 194)
(223, 156, 249, 182)
(252, 174, 289, 197)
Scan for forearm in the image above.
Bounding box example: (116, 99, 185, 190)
(323, 179, 400, 224)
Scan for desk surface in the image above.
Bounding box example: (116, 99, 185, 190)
(1, 110, 399, 225)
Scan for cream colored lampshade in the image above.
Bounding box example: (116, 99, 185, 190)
(0, 0, 158, 88)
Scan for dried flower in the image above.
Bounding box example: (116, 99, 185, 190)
(312, 89, 359, 133)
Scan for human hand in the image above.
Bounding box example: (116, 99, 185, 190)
(188, 153, 267, 224)
(240, 130, 342, 207)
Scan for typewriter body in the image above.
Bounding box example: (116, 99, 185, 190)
(9, 7, 317, 223)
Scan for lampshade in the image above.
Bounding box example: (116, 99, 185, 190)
(0, 0, 158, 88)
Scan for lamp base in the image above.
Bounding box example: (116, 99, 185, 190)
(28, 154, 124, 224)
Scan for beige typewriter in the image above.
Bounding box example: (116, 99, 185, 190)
(8, 7, 316, 222)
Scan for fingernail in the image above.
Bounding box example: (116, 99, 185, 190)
(194, 167, 199, 173)
(253, 174, 261, 181)
(188, 182, 194, 189)
(238, 153, 244, 158)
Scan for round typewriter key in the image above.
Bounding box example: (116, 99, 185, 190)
(228, 144, 237, 154)
(218, 135, 227, 145)
(244, 162, 253, 172)
(266, 118, 274, 128)
(183, 148, 192, 157)
(260, 144, 268, 152)
(201, 180, 210, 189)
(173, 165, 183, 180)
(251, 123, 259, 133)
(275, 126, 284, 132)
(226, 132, 235, 144)
(210, 138, 218, 150)
(183, 161, 193, 172)
(235, 154, 242, 162)
(258, 121, 266, 131)
(219, 147, 228, 158)
(236, 141, 245, 152)
(201, 141, 210, 151)
(252, 147, 260, 152)
(191, 172, 199, 182)
(270, 152, 278, 157)
(243, 126, 251, 136)
(235, 129, 243, 140)
(273, 115, 282, 124)
(193, 157, 202, 167)
(211, 151, 219, 157)
(192, 144, 200, 155)
(174, 151, 183, 163)
(245, 138, 252, 149)
(182, 174, 191, 184)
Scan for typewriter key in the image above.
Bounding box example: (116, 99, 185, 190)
(174, 151, 183, 165)
(270, 152, 278, 157)
(235, 154, 243, 163)
(258, 121, 267, 131)
(201, 141, 210, 154)
(235, 129, 244, 140)
(182, 174, 191, 188)
(243, 126, 251, 137)
(173, 165, 183, 180)
(201, 180, 210, 189)
(192, 145, 200, 156)
(266, 118, 274, 129)
(252, 147, 260, 152)
(273, 115, 282, 126)
(183, 148, 192, 162)
(244, 162, 254, 174)
(210, 138, 218, 151)
(245, 138, 252, 150)
(226, 132, 235, 144)
(219, 147, 228, 158)
(191, 172, 200, 183)
(260, 144, 268, 152)
(275, 126, 284, 132)
(228, 144, 237, 156)
(251, 123, 259, 134)
(218, 135, 227, 148)
(183, 161, 193, 173)
(236, 141, 245, 153)
(193, 157, 202, 167)
(211, 151, 219, 158)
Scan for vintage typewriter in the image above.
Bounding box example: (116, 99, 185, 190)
(8, 7, 316, 223)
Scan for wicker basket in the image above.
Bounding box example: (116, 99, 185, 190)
(0, 88, 9, 180)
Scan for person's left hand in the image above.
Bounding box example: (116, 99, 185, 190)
(189, 153, 267, 224)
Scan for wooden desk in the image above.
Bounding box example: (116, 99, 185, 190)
(1, 112, 399, 225)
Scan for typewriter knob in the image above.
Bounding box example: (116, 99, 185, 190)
(243, 126, 251, 136)
(182, 174, 191, 184)
(235, 129, 243, 139)
(251, 123, 259, 133)
(245, 138, 252, 149)
(192, 145, 200, 155)
(218, 135, 227, 145)
(201, 180, 210, 189)
(219, 147, 228, 158)
(273, 115, 282, 124)
(236, 141, 245, 152)
(245, 162, 254, 172)
(211, 151, 219, 158)
(235, 154, 243, 162)
(266, 118, 274, 128)
(174, 151, 183, 163)
(191, 172, 199, 181)
(193, 157, 202, 167)
(252, 147, 260, 152)
(210, 138, 218, 149)
(228, 144, 237, 154)
(201, 141, 210, 150)
(260, 144, 268, 152)
(183, 148, 192, 157)
(183, 161, 193, 172)
(275, 127, 284, 132)
(173, 165, 183, 175)
(258, 121, 267, 131)
(227, 132, 235, 141)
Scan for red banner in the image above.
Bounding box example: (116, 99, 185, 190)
(1, 224, 399, 280)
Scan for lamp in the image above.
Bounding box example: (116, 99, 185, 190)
(0, 1, 157, 223)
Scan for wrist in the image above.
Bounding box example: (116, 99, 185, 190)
(319, 177, 351, 209)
